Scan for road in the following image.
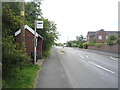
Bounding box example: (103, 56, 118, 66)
(36, 46, 118, 88)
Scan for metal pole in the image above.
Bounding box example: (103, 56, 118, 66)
(67, 36, 68, 42)
(34, 21, 37, 64)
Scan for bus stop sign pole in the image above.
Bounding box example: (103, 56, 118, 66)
(34, 21, 43, 64)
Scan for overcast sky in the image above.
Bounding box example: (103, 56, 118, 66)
(40, 0, 119, 43)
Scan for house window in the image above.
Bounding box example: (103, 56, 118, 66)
(106, 35, 108, 39)
(98, 35, 102, 40)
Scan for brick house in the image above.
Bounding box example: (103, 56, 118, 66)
(15, 25, 43, 57)
(87, 29, 119, 43)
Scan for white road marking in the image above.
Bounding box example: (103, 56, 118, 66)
(88, 61, 116, 74)
(110, 57, 118, 61)
(86, 55, 89, 59)
(80, 55, 84, 59)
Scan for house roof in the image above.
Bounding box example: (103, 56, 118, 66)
(87, 29, 120, 37)
(106, 31, 120, 35)
(95, 29, 105, 35)
(87, 32, 96, 36)
(15, 25, 43, 39)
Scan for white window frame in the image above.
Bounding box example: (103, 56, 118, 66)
(98, 35, 102, 40)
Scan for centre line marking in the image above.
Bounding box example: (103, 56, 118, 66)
(88, 61, 115, 74)
(80, 55, 84, 59)
(86, 55, 89, 59)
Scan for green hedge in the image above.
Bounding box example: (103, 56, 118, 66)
(2, 36, 30, 76)
(87, 42, 95, 46)
(95, 43, 102, 48)
(87, 42, 103, 48)
(71, 43, 77, 47)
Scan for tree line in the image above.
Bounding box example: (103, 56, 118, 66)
(56, 34, 120, 49)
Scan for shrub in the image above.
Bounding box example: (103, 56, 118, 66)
(93, 39, 97, 43)
(95, 43, 102, 48)
(2, 36, 30, 76)
(66, 42, 72, 47)
(82, 42, 88, 49)
(42, 50, 51, 59)
(78, 41, 85, 48)
(107, 39, 118, 46)
(87, 42, 95, 46)
(71, 43, 77, 47)
(117, 39, 120, 44)
(102, 41, 104, 44)
(108, 34, 118, 40)
(78, 44, 83, 48)
(107, 34, 118, 46)
(107, 40, 115, 46)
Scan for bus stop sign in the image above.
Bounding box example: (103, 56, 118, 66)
(36, 21, 43, 29)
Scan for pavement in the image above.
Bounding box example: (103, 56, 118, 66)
(36, 48, 72, 88)
(36, 46, 118, 88)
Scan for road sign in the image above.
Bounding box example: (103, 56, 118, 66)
(36, 21, 43, 29)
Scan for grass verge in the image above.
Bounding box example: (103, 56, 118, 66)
(2, 64, 40, 88)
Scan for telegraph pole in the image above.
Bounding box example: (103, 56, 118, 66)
(67, 36, 68, 42)
(20, 1, 25, 51)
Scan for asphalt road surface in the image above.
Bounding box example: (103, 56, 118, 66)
(36, 46, 118, 88)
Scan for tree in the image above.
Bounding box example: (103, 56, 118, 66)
(76, 35, 84, 42)
(37, 18, 59, 57)
(66, 40, 77, 47)
(2, 2, 21, 37)
(2, 2, 30, 76)
(2, 1, 59, 59)
(66, 41, 72, 47)
(76, 35, 85, 48)
(25, 1, 42, 28)
(25, 1, 59, 57)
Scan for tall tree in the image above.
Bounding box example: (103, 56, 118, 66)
(76, 35, 85, 48)
(2, 2, 20, 37)
(37, 18, 59, 57)
(2, 1, 59, 59)
(25, 1, 42, 28)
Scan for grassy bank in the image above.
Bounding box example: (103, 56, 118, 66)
(3, 64, 40, 88)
